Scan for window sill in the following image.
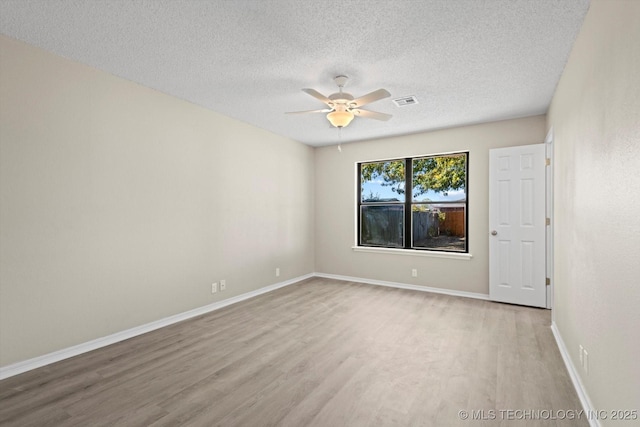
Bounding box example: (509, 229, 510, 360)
(352, 246, 473, 260)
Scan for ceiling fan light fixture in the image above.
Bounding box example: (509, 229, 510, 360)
(327, 110, 354, 128)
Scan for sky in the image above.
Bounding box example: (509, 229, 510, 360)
(361, 178, 466, 202)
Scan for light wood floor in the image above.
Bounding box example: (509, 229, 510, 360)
(0, 278, 587, 427)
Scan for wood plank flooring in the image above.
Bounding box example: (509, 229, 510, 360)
(0, 278, 587, 426)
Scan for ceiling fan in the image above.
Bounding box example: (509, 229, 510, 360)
(286, 75, 392, 128)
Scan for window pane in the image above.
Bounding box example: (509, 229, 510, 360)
(361, 205, 404, 247)
(361, 160, 405, 203)
(412, 204, 466, 251)
(412, 155, 466, 202)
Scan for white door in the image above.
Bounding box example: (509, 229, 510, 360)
(489, 144, 546, 308)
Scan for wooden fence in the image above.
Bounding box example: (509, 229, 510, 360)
(440, 209, 465, 236)
(413, 208, 464, 238)
(362, 206, 465, 246)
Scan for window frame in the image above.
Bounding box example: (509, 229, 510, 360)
(357, 151, 469, 254)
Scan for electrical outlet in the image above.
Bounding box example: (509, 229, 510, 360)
(220, 280, 226, 291)
(411, 269, 418, 278)
(276, 267, 280, 277)
(211, 282, 218, 294)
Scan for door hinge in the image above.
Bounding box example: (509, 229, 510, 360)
(546, 217, 551, 226)
(546, 278, 551, 286)
(545, 158, 551, 166)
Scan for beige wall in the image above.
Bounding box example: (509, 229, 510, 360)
(0, 36, 315, 366)
(314, 116, 546, 294)
(547, 0, 640, 417)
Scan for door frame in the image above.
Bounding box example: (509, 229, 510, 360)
(545, 128, 554, 311)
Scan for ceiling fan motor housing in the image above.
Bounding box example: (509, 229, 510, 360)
(328, 92, 355, 109)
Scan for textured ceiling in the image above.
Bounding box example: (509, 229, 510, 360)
(0, 0, 590, 147)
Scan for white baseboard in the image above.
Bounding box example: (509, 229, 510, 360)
(551, 322, 600, 427)
(314, 272, 490, 301)
(0, 273, 313, 380)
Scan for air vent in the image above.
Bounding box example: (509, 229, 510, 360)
(392, 95, 419, 107)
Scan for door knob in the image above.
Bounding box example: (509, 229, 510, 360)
(491, 230, 498, 236)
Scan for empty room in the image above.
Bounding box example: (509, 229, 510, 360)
(0, 1, 638, 426)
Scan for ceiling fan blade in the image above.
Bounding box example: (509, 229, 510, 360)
(285, 108, 332, 115)
(352, 109, 392, 121)
(352, 89, 391, 107)
(301, 88, 332, 105)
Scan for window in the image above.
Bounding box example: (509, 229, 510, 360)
(357, 152, 468, 253)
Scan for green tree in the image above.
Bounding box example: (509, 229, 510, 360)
(361, 160, 405, 195)
(412, 155, 466, 196)
(361, 155, 465, 197)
